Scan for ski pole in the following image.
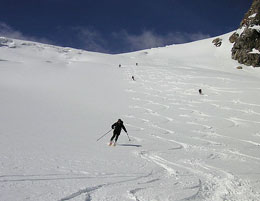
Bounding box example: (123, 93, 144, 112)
(126, 132, 131, 141)
(96, 129, 112, 141)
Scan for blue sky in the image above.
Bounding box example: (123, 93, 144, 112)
(0, 0, 251, 53)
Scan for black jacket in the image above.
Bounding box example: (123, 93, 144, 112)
(112, 121, 127, 134)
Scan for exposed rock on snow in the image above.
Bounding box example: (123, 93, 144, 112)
(212, 38, 222, 47)
(230, 0, 260, 67)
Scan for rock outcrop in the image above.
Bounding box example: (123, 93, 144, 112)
(0, 37, 16, 48)
(230, 0, 260, 67)
(212, 38, 222, 47)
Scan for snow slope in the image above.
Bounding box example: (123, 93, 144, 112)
(0, 33, 260, 201)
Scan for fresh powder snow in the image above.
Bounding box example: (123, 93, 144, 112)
(0, 32, 260, 201)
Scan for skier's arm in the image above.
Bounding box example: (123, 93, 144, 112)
(122, 124, 127, 133)
(111, 123, 116, 129)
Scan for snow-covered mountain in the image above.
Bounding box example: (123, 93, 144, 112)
(1, 33, 260, 201)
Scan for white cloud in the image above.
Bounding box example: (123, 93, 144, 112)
(124, 30, 165, 50)
(113, 30, 211, 51)
(0, 22, 52, 44)
(73, 27, 108, 53)
(0, 22, 25, 39)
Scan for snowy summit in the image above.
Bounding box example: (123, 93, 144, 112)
(1, 32, 260, 201)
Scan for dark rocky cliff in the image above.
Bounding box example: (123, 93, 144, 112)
(229, 0, 260, 67)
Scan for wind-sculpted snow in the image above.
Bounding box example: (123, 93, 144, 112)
(1, 33, 260, 200)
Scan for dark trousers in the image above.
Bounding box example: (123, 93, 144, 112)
(110, 132, 120, 142)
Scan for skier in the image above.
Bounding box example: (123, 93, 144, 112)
(109, 119, 128, 146)
(199, 89, 203, 95)
(132, 75, 135, 81)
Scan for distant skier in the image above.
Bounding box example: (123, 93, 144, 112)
(132, 75, 135, 81)
(109, 119, 128, 146)
(119, 64, 121, 68)
(136, 63, 138, 66)
(199, 89, 203, 95)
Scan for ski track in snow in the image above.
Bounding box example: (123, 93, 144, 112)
(124, 64, 260, 201)
(59, 184, 105, 201)
(57, 170, 154, 201)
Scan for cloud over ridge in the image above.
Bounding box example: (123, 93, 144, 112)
(0, 22, 52, 44)
(115, 30, 210, 51)
(0, 22, 210, 53)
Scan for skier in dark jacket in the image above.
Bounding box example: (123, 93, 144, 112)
(109, 119, 127, 146)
